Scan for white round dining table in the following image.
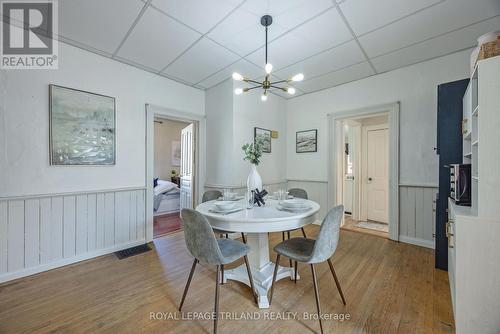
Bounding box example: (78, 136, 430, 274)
(195, 198, 320, 308)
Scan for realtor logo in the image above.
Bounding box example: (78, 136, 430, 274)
(1, 0, 58, 69)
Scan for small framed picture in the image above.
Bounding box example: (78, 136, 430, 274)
(296, 129, 317, 153)
(254, 127, 271, 153)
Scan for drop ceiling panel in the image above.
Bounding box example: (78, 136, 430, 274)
(372, 16, 500, 73)
(274, 40, 365, 81)
(197, 59, 263, 88)
(207, 8, 288, 56)
(117, 7, 201, 71)
(295, 62, 375, 92)
(292, 8, 353, 50)
(340, 0, 442, 36)
(162, 38, 240, 84)
(151, 0, 242, 34)
(241, 0, 333, 30)
(359, 0, 500, 57)
(58, 0, 144, 54)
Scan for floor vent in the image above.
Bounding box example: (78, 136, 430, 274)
(115, 244, 151, 260)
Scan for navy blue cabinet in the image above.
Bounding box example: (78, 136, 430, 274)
(435, 79, 469, 270)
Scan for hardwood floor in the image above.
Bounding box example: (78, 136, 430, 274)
(154, 212, 182, 238)
(0, 226, 454, 333)
(342, 216, 389, 239)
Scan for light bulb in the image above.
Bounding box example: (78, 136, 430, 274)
(265, 63, 273, 74)
(287, 87, 296, 95)
(234, 88, 243, 95)
(291, 73, 304, 82)
(261, 93, 268, 101)
(232, 72, 244, 81)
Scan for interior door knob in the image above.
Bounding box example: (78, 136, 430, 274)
(368, 177, 372, 181)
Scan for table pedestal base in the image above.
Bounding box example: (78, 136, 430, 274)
(223, 261, 300, 308)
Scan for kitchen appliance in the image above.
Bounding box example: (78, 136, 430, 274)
(450, 164, 471, 205)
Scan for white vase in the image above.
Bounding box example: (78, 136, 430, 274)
(247, 164, 262, 191)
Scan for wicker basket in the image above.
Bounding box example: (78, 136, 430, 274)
(477, 36, 500, 62)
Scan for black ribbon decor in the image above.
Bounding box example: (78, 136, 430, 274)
(253, 188, 268, 206)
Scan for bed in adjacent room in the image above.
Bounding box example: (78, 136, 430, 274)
(154, 179, 180, 216)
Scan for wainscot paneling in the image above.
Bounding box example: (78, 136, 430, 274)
(0, 188, 146, 283)
(399, 185, 437, 249)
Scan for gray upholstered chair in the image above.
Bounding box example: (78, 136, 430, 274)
(269, 205, 346, 334)
(179, 209, 257, 334)
(202, 190, 247, 242)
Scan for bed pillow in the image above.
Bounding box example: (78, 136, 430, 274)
(154, 180, 178, 196)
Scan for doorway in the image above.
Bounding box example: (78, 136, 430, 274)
(340, 114, 389, 238)
(146, 104, 205, 242)
(152, 117, 191, 238)
(328, 103, 399, 241)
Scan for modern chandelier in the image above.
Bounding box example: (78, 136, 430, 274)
(232, 15, 304, 101)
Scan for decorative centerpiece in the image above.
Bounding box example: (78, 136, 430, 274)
(242, 137, 264, 191)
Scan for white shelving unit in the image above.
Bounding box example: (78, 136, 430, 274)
(448, 56, 500, 333)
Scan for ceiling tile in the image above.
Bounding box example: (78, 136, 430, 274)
(162, 37, 240, 84)
(371, 16, 500, 73)
(292, 8, 353, 50)
(58, 0, 144, 54)
(241, 0, 333, 30)
(117, 7, 201, 71)
(358, 0, 500, 57)
(197, 59, 263, 88)
(340, 0, 442, 36)
(207, 8, 288, 56)
(274, 40, 365, 80)
(295, 62, 375, 92)
(151, 0, 242, 34)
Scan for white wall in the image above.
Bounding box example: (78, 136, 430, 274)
(287, 49, 470, 185)
(0, 42, 204, 282)
(154, 119, 189, 180)
(205, 79, 234, 186)
(232, 84, 287, 186)
(287, 49, 470, 245)
(205, 79, 287, 188)
(0, 43, 204, 198)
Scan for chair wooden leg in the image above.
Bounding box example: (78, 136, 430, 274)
(179, 258, 197, 311)
(301, 227, 307, 238)
(269, 254, 281, 305)
(282, 232, 285, 241)
(243, 255, 258, 304)
(294, 261, 298, 284)
(310, 264, 324, 334)
(214, 265, 221, 334)
(241, 233, 246, 244)
(221, 264, 224, 285)
(327, 259, 346, 305)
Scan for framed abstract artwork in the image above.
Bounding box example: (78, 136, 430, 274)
(49, 84, 116, 165)
(254, 127, 271, 153)
(296, 129, 317, 153)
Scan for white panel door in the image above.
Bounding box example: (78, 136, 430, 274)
(367, 128, 389, 223)
(180, 123, 194, 210)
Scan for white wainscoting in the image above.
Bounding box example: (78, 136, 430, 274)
(399, 184, 437, 249)
(0, 187, 146, 283)
(205, 181, 288, 198)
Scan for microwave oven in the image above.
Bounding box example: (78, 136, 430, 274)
(449, 164, 471, 206)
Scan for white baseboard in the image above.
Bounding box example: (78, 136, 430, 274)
(398, 235, 435, 249)
(0, 239, 146, 284)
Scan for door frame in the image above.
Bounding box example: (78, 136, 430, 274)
(145, 104, 206, 242)
(361, 124, 389, 222)
(328, 102, 399, 241)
